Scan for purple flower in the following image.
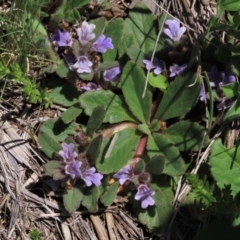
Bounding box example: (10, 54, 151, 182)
(51, 29, 73, 47)
(76, 21, 96, 46)
(134, 184, 155, 209)
(80, 82, 99, 91)
(143, 58, 163, 75)
(92, 34, 114, 53)
(169, 63, 187, 77)
(164, 19, 186, 42)
(65, 160, 82, 179)
(58, 143, 78, 163)
(199, 87, 206, 102)
(103, 66, 121, 81)
(80, 167, 103, 186)
(113, 164, 135, 185)
(69, 56, 93, 73)
(208, 66, 236, 87)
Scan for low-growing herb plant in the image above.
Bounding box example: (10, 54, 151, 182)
(37, 0, 240, 237)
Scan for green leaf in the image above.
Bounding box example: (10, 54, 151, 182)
(48, 80, 80, 107)
(146, 155, 165, 175)
(96, 129, 141, 173)
(56, 60, 69, 78)
(121, 61, 152, 123)
(126, 46, 145, 67)
(132, 184, 173, 234)
(81, 184, 105, 212)
(86, 135, 103, 165)
(148, 73, 169, 91)
(44, 161, 62, 176)
(222, 96, 240, 122)
(63, 187, 83, 213)
(40, 117, 77, 142)
(79, 90, 137, 123)
(118, 34, 136, 58)
(162, 120, 210, 151)
(155, 72, 201, 120)
(38, 132, 62, 158)
(101, 182, 119, 206)
(70, 0, 89, 8)
(78, 72, 94, 81)
(86, 106, 106, 136)
(138, 123, 151, 135)
(119, 3, 163, 56)
(149, 119, 160, 132)
(147, 133, 185, 176)
(61, 103, 82, 124)
(103, 18, 124, 61)
(219, 0, 240, 11)
(90, 17, 106, 38)
(221, 82, 240, 98)
(210, 139, 240, 198)
(98, 61, 119, 71)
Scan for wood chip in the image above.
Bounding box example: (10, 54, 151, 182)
(106, 213, 116, 240)
(90, 215, 109, 240)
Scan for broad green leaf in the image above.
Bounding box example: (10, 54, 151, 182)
(118, 33, 136, 58)
(56, 60, 69, 78)
(219, 0, 240, 11)
(155, 72, 201, 120)
(38, 132, 62, 158)
(81, 184, 105, 212)
(44, 161, 62, 176)
(103, 18, 124, 61)
(70, 0, 89, 8)
(162, 121, 209, 151)
(221, 82, 240, 98)
(147, 133, 185, 176)
(119, 3, 163, 56)
(48, 80, 80, 107)
(90, 17, 106, 38)
(79, 90, 137, 123)
(222, 96, 240, 122)
(86, 135, 103, 165)
(98, 61, 119, 71)
(132, 184, 173, 234)
(40, 117, 77, 142)
(134, 159, 146, 173)
(138, 123, 151, 135)
(86, 106, 106, 136)
(149, 119, 160, 132)
(53, 169, 66, 180)
(61, 103, 82, 124)
(31, 19, 47, 43)
(210, 139, 240, 198)
(96, 129, 141, 173)
(146, 155, 165, 175)
(63, 187, 83, 213)
(101, 181, 119, 206)
(148, 73, 169, 91)
(121, 62, 152, 123)
(78, 72, 94, 81)
(126, 46, 145, 67)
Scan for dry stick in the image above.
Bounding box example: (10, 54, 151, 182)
(142, 3, 170, 98)
(150, 0, 196, 32)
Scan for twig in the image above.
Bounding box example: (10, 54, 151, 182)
(142, 3, 170, 98)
